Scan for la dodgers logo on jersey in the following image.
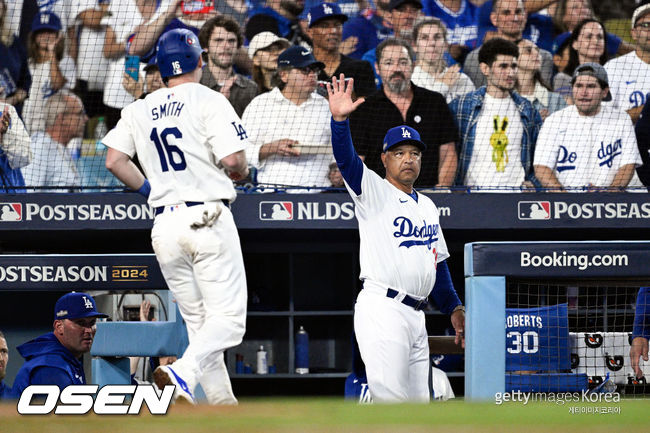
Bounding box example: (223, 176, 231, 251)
(597, 139, 622, 167)
(556, 145, 577, 172)
(392, 216, 439, 250)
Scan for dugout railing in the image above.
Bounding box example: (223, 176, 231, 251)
(464, 241, 650, 401)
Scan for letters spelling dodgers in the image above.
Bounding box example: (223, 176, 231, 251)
(17, 385, 175, 415)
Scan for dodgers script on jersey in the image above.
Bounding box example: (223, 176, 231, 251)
(347, 165, 449, 299)
(102, 83, 248, 206)
(506, 303, 570, 372)
(535, 105, 642, 188)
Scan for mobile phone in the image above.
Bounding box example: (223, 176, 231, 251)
(125, 55, 140, 82)
(181, 0, 214, 15)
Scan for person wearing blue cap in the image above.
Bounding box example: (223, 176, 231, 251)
(326, 74, 464, 402)
(9, 292, 108, 398)
(22, 10, 70, 135)
(306, 2, 376, 97)
(242, 45, 336, 192)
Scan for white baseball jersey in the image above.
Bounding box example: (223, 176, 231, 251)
(535, 105, 642, 188)
(605, 52, 650, 112)
(102, 82, 249, 206)
(347, 165, 449, 299)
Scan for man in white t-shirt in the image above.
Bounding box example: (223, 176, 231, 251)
(449, 38, 542, 191)
(534, 63, 642, 191)
(242, 45, 334, 193)
(604, 2, 650, 123)
(22, 90, 87, 192)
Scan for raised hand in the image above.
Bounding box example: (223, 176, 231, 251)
(326, 74, 365, 122)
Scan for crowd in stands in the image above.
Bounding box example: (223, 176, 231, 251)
(1, 0, 650, 193)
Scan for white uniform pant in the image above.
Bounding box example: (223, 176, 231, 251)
(354, 288, 430, 403)
(151, 202, 247, 405)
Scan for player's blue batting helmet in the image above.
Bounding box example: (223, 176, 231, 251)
(156, 29, 204, 79)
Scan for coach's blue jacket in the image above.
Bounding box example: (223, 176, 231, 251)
(10, 332, 86, 398)
(0, 380, 12, 399)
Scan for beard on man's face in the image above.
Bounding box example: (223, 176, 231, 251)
(385, 72, 409, 93)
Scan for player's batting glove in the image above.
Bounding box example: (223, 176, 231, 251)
(137, 179, 151, 198)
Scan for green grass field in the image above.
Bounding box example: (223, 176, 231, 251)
(1, 398, 648, 433)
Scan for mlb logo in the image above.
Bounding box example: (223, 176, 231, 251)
(518, 201, 550, 220)
(0, 203, 22, 222)
(259, 201, 293, 221)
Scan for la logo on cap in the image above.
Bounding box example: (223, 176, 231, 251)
(401, 127, 411, 138)
(83, 296, 93, 309)
(323, 4, 333, 14)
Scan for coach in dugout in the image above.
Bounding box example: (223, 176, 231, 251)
(9, 292, 108, 398)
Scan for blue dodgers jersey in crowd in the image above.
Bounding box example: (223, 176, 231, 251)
(422, 0, 479, 49)
(506, 303, 570, 372)
(11, 332, 87, 398)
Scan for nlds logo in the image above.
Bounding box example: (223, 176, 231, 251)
(518, 201, 550, 220)
(0, 203, 22, 221)
(259, 201, 293, 221)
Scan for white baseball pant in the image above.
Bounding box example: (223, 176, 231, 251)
(354, 287, 430, 403)
(151, 201, 247, 405)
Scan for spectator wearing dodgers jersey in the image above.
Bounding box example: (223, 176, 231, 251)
(534, 63, 643, 192)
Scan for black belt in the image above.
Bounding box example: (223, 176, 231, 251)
(154, 200, 229, 216)
(386, 288, 428, 311)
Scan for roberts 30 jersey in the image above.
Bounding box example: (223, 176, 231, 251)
(506, 303, 570, 372)
(102, 82, 249, 207)
(347, 165, 449, 299)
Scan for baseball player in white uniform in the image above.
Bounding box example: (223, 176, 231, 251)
(326, 74, 465, 402)
(103, 28, 250, 405)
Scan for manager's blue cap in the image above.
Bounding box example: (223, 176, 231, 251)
(54, 292, 108, 321)
(278, 46, 325, 69)
(382, 125, 427, 152)
(31, 11, 62, 33)
(307, 3, 348, 28)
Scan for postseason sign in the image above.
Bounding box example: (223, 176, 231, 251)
(0, 254, 166, 290)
